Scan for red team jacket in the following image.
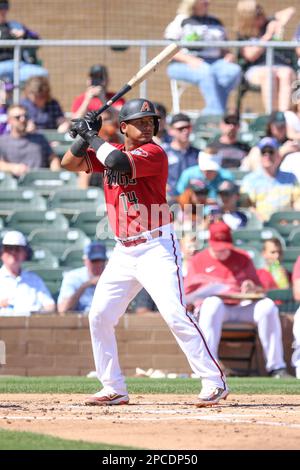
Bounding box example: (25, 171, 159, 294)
(85, 141, 172, 238)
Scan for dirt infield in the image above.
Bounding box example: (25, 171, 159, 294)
(0, 393, 300, 449)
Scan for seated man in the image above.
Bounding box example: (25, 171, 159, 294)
(216, 180, 248, 230)
(0, 104, 60, 177)
(57, 241, 107, 314)
(0, 230, 55, 314)
(176, 146, 233, 200)
(208, 111, 250, 168)
(184, 221, 290, 378)
(240, 137, 300, 222)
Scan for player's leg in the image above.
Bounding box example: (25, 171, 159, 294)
(292, 307, 300, 378)
(136, 233, 227, 396)
(88, 246, 142, 402)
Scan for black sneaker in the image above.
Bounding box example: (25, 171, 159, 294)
(269, 368, 293, 379)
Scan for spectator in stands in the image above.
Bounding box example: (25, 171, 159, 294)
(71, 64, 125, 119)
(175, 180, 211, 234)
(242, 112, 300, 173)
(235, 1, 295, 112)
(216, 180, 249, 230)
(164, 0, 241, 115)
(208, 111, 250, 168)
(0, 0, 48, 82)
(57, 241, 107, 314)
(176, 146, 233, 199)
(77, 107, 122, 189)
(284, 97, 300, 141)
(240, 137, 300, 221)
(0, 75, 13, 134)
(0, 104, 60, 177)
(184, 221, 291, 378)
(163, 113, 199, 199)
(0, 230, 55, 315)
(20, 76, 70, 133)
(131, 288, 157, 315)
(180, 232, 198, 277)
(291, 257, 300, 378)
(152, 102, 172, 146)
(257, 238, 290, 290)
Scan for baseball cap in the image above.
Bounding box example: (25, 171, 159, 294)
(223, 111, 240, 125)
(269, 111, 286, 125)
(198, 152, 220, 172)
(258, 137, 280, 152)
(170, 113, 191, 126)
(188, 179, 209, 194)
(89, 64, 108, 79)
(84, 241, 107, 261)
(2, 230, 27, 247)
(217, 180, 239, 195)
(209, 221, 233, 250)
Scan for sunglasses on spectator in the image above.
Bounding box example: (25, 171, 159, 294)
(173, 125, 191, 132)
(261, 148, 275, 155)
(10, 113, 28, 120)
(2, 245, 24, 252)
(223, 118, 239, 125)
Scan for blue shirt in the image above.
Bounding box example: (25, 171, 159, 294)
(0, 266, 54, 315)
(57, 266, 95, 313)
(162, 144, 199, 196)
(20, 98, 64, 130)
(176, 165, 233, 199)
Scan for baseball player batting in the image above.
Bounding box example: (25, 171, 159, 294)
(62, 99, 228, 407)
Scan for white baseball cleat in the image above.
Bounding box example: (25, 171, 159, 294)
(196, 387, 229, 407)
(85, 391, 129, 406)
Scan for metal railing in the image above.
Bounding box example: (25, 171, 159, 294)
(0, 38, 299, 113)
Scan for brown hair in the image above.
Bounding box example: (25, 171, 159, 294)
(262, 237, 283, 253)
(235, 0, 264, 37)
(23, 76, 51, 102)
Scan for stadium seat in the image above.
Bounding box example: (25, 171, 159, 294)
(47, 188, 105, 220)
(70, 210, 114, 242)
(233, 228, 286, 250)
(287, 227, 300, 247)
(60, 247, 84, 268)
(248, 114, 270, 137)
(282, 247, 300, 273)
(0, 189, 47, 217)
(28, 228, 90, 258)
(266, 288, 299, 314)
(26, 266, 66, 301)
(266, 211, 300, 240)
(0, 171, 18, 189)
(5, 210, 69, 236)
(18, 169, 78, 197)
(22, 246, 59, 270)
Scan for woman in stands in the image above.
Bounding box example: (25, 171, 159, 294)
(235, 1, 295, 112)
(20, 76, 70, 133)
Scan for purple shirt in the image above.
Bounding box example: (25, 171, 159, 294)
(20, 98, 65, 130)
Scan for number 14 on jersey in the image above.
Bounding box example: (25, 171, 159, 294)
(119, 191, 139, 212)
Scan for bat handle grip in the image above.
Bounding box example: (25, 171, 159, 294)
(94, 84, 132, 118)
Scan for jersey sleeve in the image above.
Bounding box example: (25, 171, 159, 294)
(85, 148, 105, 173)
(125, 142, 167, 179)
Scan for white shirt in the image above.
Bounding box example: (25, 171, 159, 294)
(0, 265, 54, 315)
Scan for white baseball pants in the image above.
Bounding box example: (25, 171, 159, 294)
(292, 307, 300, 378)
(199, 296, 286, 372)
(89, 225, 226, 395)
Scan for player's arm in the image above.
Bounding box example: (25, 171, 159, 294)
(61, 136, 90, 172)
(70, 113, 131, 173)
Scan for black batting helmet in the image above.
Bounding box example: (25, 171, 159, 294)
(119, 98, 160, 135)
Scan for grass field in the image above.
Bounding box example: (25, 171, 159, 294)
(0, 375, 299, 394)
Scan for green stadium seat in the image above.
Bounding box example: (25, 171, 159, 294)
(28, 228, 90, 258)
(60, 247, 84, 268)
(282, 247, 300, 273)
(70, 210, 114, 242)
(0, 188, 47, 217)
(247, 114, 270, 137)
(18, 169, 78, 197)
(0, 171, 18, 189)
(47, 188, 105, 220)
(287, 227, 300, 246)
(22, 246, 59, 270)
(266, 211, 300, 240)
(266, 288, 299, 314)
(25, 267, 66, 300)
(5, 210, 69, 236)
(233, 227, 286, 250)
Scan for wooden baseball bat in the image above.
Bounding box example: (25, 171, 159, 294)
(94, 42, 180, 117)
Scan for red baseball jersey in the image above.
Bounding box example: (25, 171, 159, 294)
(85, 141, 172, 237)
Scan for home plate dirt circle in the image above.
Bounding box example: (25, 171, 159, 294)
(0, 394, 300, 449)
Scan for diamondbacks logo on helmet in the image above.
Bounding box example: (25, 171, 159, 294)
(140, 101, 151, 112)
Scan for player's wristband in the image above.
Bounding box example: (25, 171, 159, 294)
(91, 138, 118, 166)
(70, 136, 89, 158)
